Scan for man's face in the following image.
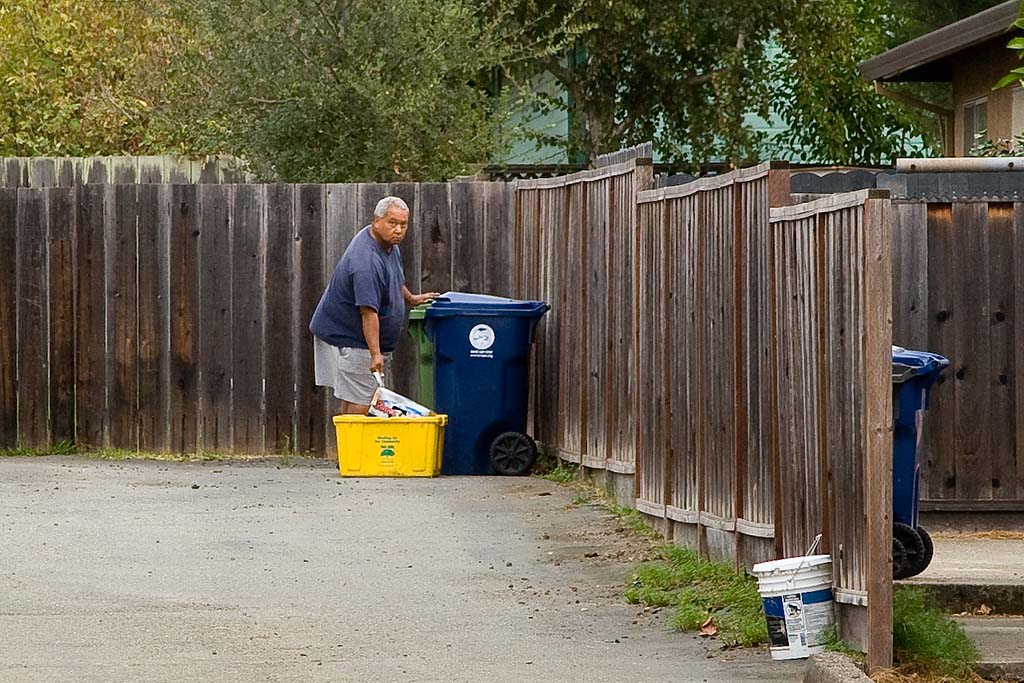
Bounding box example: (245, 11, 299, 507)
(372, 206, 409, 247)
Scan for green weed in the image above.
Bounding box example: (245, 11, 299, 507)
(819, 625, 866, 667)
(625, 544, 767, 647)
(892, 586, 979, 680)
(0, 439, 76, 457)
(541, 462, 578, 484)
(607, 503, 661, 540)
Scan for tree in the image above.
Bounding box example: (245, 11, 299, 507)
(500, 0, 934, 166)
(153, 0, 572, 182)
(891, 0, 1007, 44)
(0, 0, 190, 156)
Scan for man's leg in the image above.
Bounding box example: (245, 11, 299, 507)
(339, 399, 370, 415)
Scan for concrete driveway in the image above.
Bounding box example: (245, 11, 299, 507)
(0, 457, 803, 682)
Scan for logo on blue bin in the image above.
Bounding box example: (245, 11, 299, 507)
(469, 324, 495, 350)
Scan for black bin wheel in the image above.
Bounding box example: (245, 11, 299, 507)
(489, 432, 538, 476)
(908, 526, 934, 578)
(893, 522, 927, 580)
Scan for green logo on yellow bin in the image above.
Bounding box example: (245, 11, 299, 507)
(380, 447, 395, 458)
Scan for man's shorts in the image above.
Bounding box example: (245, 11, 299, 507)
(313, 337, 391, 405)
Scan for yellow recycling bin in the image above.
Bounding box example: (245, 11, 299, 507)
(333, 415, 447, 477)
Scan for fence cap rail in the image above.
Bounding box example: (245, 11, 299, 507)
(512, 157, 649, 190)
(897, 157, 1024, 172)
(770, 188, 889, 222)
(637, 161, 786, 203)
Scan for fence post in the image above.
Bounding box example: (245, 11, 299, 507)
(863, 190, 894, 672)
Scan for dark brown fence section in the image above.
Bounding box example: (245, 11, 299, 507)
(892, 200, 1024, 510)
(0, 156, 251, 187)
(513, 158, 654, 475)
(0, 181, 513, 454)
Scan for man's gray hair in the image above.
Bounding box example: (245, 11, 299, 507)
(374, 196, 409, 218)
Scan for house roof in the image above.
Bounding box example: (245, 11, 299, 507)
(859, 0, 1019, 82)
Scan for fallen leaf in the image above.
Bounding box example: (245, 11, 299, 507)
(699, 616, 718, 637)
(976, 604, 992, 615)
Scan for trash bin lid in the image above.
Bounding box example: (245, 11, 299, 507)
(409, 303, 430, 320)
(423, 291, 550, 318)
(892, 346, 949, 383)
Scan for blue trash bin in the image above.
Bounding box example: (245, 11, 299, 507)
(424, 292, 550, 475)
(890, 345, 949, 579)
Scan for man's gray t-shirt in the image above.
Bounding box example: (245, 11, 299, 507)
(309, 227, 405, 353)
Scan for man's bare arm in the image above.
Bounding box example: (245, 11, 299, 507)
(359, 307, 384, 373)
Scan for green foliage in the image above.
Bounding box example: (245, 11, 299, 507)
(893, 0, 1008, 44)
(625, 545, 767, 647)
(607, 504, 661, 540)
(539, 462, 578, 483)
(971, 128, 1024, 156)
(892, 586, 979, 680)
(155, 0, 573, 182)
(502, 0, 931, 166)
(995, 16, 1024, 91)
(820, 624, 867, 666)
(767, 0, 932, 163)
(0, 0, 192, 156)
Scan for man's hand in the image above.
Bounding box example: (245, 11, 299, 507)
(408, 291, 440, 307)
(369, 353, 385, 374)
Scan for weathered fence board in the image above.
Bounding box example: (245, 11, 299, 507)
(891, 199, 1024, 508)
(47, 187, 77, 445)
(232, 184, 266, 452)
(108, 185, 139, 449)
(75, 185, 107, 447)
(264, 184, 297, 452)
(16, 189, 49, 446)
(0, 190, 18, 447)
(168, 185, 201, 453)
(137, 184, 167, 451)
(198, 184, 234, 451)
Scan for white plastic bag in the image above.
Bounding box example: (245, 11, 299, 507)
(367, 372, 432, 418)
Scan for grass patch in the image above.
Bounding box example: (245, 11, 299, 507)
(892, 586, 979, 680)
(0, 442, 313, 464)
(540, 462, 578, 484)
(89, 448, 238, 462)
(0, 439, 77, 457)
(607, 503, 661, 540)
(820, 625, 867, 667)
(625, 544, 767, 647)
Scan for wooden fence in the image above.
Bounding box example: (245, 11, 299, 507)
(516, 158, 895, 667)
(0, 156, 251, 187)
(0, 181, 513, 454)
(770, 191, 893, 666)
(893, 200, 1024, 510)
(513, 157, 653, 475)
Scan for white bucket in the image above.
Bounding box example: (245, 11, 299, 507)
(751, 554, 835, 661)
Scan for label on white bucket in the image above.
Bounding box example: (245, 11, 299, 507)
(761, 588, 834, 660)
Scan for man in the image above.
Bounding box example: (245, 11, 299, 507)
(309, 196, 439, 415)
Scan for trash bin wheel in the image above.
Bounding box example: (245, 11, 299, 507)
(906, 526, 934, 578)
(892, 536, 910, 581)
(893, 522, 927, 580)
(489, 432, 538, 476)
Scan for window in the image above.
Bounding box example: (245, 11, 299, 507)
(963, 97, 988, 155)
(1012, 87, 1024, 142)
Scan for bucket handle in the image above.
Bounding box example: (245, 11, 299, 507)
(783, 534, 823, 589)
